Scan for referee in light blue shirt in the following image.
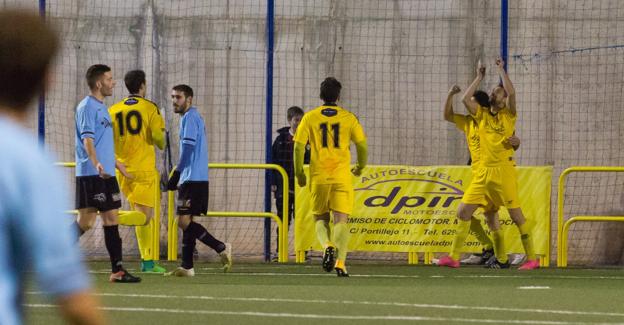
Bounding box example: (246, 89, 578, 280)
(0, 9, 104, 324)
(165, 84, 232, 277)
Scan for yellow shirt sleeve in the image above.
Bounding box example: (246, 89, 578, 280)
(149, 105, 165, 150)
(453, 114, 469, 133)
(293, 114, 310, 144)
(350, 117, 366, 144)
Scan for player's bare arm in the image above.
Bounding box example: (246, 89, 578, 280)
(352, 139, 368, 176)
(496, 57, 516, 115)
(115, 160, 133, 179)
(462, 60, 485, 115)
(293, 141, 306, 187)
(83, 137, 108, 178)
(444, 85, 461, 122)
(505, 134, 521, 151)
(152, 127, 166, 150)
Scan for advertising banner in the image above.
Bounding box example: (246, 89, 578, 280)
(295, 165, 551, 255)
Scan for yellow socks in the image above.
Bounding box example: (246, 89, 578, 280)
(135, 219, 153, 261)
(491, 230, 508, 263)
(335, 259, 347, 272)
(470, 218, 493, 250)
(118, 211, 147, 226)
(315, 220, 331, 248)
(518, 220, 536, 260)
(333, 222, 350, 260)
(450, 218, 471, 260)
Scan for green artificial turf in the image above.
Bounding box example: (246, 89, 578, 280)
(24, 261, 624, 324)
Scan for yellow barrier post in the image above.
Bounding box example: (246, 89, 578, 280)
(556, 168, 570, 267)
(560, 216, 624, 267)
(424, 252, 433, 265)
(408, 252, 419, 265)
(152, 173, 161, 261)
(557, 166, 624, 267)
(295, 215, 304, 263)
(295, 250, 305, 263)
(167, 190, 177, 260)
(166, 209, 284, 261)
(167, 163, 289, 263)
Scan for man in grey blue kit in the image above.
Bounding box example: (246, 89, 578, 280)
(0, 9, 104, 324)
(166, 84, 232, 276)
(73, 64, 141, 283)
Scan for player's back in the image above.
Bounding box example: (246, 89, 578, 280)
(109, 96, 164, 172)
(296, 104, 365, 184)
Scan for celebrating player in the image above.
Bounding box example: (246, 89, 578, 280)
(443, 84, 520, 268)
(439, 59, 539, 270)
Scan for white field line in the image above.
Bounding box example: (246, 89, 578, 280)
(23, 304, 624, 325)
(517, 286, 551, 289)
(26, 292, 624, 318)
(454, 275, 624, 280)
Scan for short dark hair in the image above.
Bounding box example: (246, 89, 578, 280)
(320, 77, 342, 103)
(473, 90, 490, 108)
(86, 64, 111, 90)
(0, 10, 59, 109)
(287, 106, 304, 121)
(124, 70, 146, 94)
(172, 84, 194, 98)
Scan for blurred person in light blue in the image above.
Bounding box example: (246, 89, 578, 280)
(0, 9, 104, 325)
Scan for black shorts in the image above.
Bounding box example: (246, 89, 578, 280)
(177, 181, 209, 216)
(75, 175, 122, 212)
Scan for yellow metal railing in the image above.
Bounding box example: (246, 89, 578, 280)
(167, 163, 289, 263)
(559, 216, 624, 267)
(56, 162, 161, 260)
(407, 252, 434, 265)
(557, 166, 624, 267)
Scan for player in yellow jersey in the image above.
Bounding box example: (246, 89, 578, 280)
(443, 84, 520, 268)
(109, 70, 166, 273)
(294, 77, 368, 277)
(485, 58, 538, 270)
(439, 59, 539, 270)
